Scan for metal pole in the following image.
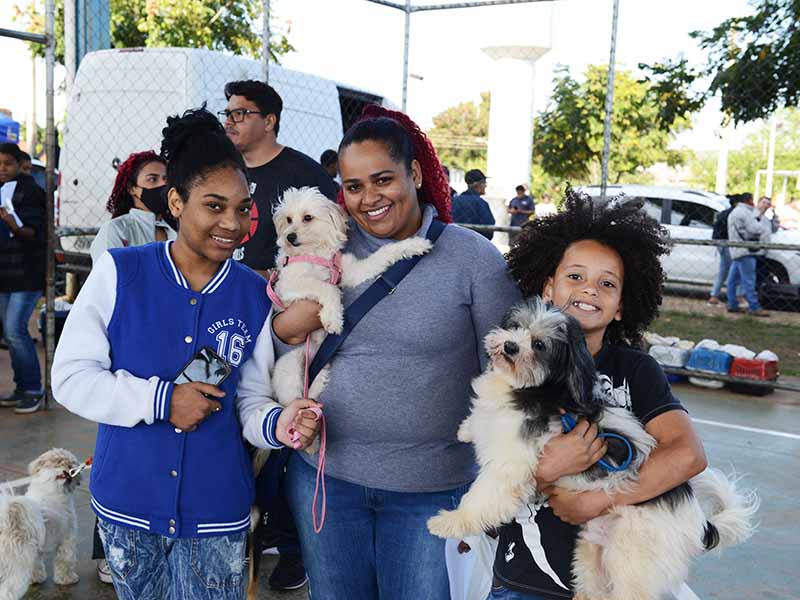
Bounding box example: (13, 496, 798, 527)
(401, 0, 411, 113)
(262, 0, 271, 83)
(765, 115, 777, 198)
(44, 0, 56, 409)
(599, 0, 620, 201)
(64, 0, 76, 92)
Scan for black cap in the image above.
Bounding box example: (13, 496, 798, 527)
(465, 169, 488, 185)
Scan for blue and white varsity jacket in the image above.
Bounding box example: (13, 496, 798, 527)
(53, 241, 284, 538)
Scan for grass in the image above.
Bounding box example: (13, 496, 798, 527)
(651, 311, 800, 377)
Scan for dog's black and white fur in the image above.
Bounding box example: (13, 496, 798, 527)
(428, 298, 758, 600)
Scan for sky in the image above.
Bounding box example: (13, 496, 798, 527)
(1, 0, 755, 152)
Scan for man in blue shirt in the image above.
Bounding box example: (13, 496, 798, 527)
(507, 184, 535, 244)
(452, 169, 495, 240)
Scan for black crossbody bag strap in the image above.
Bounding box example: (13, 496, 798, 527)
(307, 219, 446, 384)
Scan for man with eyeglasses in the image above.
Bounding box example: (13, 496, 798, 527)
(221, 80, 337, 278)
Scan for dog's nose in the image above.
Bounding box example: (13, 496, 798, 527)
(287, 232, 299, 246)
(504, 341, 519, 356)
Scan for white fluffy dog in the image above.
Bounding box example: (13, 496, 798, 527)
(0, 448, 82, 600)
(269, 186, 432, 408)
(428, 299, 759, 600)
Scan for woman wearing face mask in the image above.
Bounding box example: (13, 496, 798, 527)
(89, 151, 176, 264)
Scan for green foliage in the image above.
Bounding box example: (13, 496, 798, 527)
(428, 92, 490, 173)
(14, 0, 293, 64)
(689, 108, 800, 193)
(533, 65, 691, 184)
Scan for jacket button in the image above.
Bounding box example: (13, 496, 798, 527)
(168, 526, 176, 534)
(189, 298, 197, 305)
(174, 427, 182, 433)
(169, 519, 176, 526)
(184, 336, 192, 343)
(170, 470, 177, 477)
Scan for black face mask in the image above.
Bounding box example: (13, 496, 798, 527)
(138, 185, 168, 217)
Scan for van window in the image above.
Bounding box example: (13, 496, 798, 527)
(670, 199, 715, 229)
(642, 197, 664, 222)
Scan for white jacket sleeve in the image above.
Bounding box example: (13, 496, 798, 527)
(237, 313, 284, 450)
(52, 252, 176, 427)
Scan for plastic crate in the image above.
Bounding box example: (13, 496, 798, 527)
(685, 348, 732, 374)
(649, 345, 691, 368)
(729, 358, 779, 381)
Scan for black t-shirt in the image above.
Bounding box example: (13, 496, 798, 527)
(234, 147, 338, 271)
(493, 344, 686, 598)
(0, 173, 46, 292)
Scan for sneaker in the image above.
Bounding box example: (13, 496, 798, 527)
(707, 297, 721, 306)
(268, 554, 308, 591)
(97, 559, 113, 584)
(726, 307, 743, 314)
(748, 309, 770, 318)
(0, 388, 23, 407)
(14, 392, 43, 414)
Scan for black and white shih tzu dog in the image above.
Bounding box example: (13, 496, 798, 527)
(428, 298, 758, 600)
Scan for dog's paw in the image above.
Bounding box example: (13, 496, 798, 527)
(31, 563, 47, 584)
(457, 421, 473, 443)
(427, 510, 474, 539)
(53, 571, 79, 585)
(319, 307, 344, 335)
(403, 238, 433, 257)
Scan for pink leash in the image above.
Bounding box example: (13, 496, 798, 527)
(266, 258, 332, 533)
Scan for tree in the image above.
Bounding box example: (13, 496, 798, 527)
(641, 0, 800, 124)
(533, 65, 691, 184)
(427, 92, 490, 173)
(14, 0, 293, 65)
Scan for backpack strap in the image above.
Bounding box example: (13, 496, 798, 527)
(307, 219, 446, 384)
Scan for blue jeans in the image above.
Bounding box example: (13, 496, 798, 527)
(284, 452, 468, 600)
(711, 246, 741, 298)
(96, 518, 247, 600)
(488, 583, 548, 599)
(0, 291, 42, 392)
(727, 255, 761, 311)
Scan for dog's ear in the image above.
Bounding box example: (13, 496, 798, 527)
(326, 200, 347, 233)
(562, 315, 600, 418)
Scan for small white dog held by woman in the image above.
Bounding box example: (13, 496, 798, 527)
(269, 186, 432, 407)
(0, 448, 82, 600)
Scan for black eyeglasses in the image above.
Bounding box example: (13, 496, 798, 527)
(217, 108, 265, 123)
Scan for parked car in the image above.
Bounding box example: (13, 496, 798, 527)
(578, 185, 800, 305)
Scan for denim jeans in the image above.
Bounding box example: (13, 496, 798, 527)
(284, 452, 468, 600)
(96, 518, 247, 600)
(0, 291, 42, 392)
(711, 246, 740, 299)
(727, 255, 761, 311)
(487, 582, 549, 599)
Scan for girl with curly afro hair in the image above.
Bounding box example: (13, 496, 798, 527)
(492, 187, 707, 600)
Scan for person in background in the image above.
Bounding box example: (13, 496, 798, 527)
(18, 151, 33, 176)
(273, 105, 520, 599)
(222, 80, 338, 280)
(90, 151, 176, 265)
(442, 165, 457, 199)
(320, 149, 340, 193)
(0, 143, 46, 414)
(726, 192, 772, 317)
(708, 193, 741, 306)
(223, 78, 336, 590)
(451, 168, 495, 240)
(507, 184, 535, 245)
(535, 192, 558, 217)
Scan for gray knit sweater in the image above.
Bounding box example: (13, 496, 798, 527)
(273, 205, 521, 492)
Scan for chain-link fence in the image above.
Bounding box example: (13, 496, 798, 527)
(4, 0, 799, 394)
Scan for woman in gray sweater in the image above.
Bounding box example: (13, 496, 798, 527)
(272, 106, 520, 600)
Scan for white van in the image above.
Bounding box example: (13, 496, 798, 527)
(58, 47, 388, 256)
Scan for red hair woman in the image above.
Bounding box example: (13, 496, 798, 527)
(89, 150, 176, 264)
(273, 106, 521, 599)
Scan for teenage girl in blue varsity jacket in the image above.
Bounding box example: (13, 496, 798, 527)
(52, 107, 321, 600)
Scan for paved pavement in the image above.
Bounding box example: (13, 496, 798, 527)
(1, 334, 798, 599)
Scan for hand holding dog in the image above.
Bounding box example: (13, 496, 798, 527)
(543, 487, 611, 525)
(169, 382, 224, 430)
(276, 399, 323, 449)
(535, 419, 607, 486)
(273, 299, 324, 345)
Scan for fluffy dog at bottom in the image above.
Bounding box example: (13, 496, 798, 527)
(428, 299, 758, 600)
(0, 448, 82, 600)
(269, 186, 432, 411)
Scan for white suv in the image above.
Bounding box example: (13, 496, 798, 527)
(578, 185, 800, 303)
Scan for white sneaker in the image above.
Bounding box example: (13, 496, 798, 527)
(97, 559, 113, 584)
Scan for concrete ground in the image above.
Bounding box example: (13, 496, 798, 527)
(1, 327, 798, 599)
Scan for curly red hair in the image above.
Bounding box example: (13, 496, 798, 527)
(106, 151, 166, 218)
(336, 105, 452, 223)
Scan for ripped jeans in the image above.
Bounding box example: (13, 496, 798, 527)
(97, 518, 246, 600)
